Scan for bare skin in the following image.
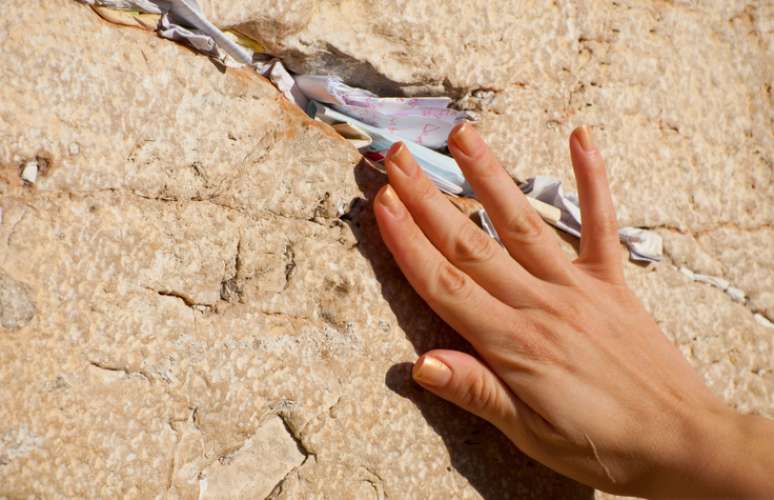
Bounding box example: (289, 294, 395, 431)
(372, 124, 774, 498)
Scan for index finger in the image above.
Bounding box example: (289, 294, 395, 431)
(373, 184, 537, 353)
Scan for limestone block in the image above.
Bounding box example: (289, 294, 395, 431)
(199, 416, 306, 500)
(0, 1, 771, 499)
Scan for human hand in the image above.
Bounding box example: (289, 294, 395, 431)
(373, 124, 774, 498)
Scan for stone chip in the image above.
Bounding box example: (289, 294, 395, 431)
(0, 270, 36, 331)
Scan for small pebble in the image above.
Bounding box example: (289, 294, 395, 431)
(68, 142, 80, 156)
(726, 287, 746, 303)
(21, 160, 38, 184)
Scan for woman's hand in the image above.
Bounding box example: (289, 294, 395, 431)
(372, 124, 774, 498)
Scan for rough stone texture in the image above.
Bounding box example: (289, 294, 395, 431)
(0, 270, 36, 331)
(199, 416, 305, 499)
(209, 0, 774, 320)
(0, 1, 771, 499)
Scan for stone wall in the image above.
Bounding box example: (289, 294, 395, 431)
(0, 1, 771, 498)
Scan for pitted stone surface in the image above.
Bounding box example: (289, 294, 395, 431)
(199, 416, 306, 500)
(0, 270, 36, 331)
(0, 1, 771, 499)
(207, 0, 774, 318)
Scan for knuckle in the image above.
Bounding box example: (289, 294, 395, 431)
(501, 208, 544, 243)
(452, 224, 497, 265)
(506, 316, 561, 365)
(475, 152, 502, 178)
(435, 262, 473, 301)
(531, 295, 565, 319)
(516, 332, 559, 366)
(559, 298, 586, 325)
(403, 222, 425, 248)
(585, 149, 606, 169)
(592, 213, 619, 236)
(414, 176, 438, 203)
(460, 372, 500, 414)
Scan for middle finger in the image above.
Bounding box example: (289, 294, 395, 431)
(448, 124, 576, 285)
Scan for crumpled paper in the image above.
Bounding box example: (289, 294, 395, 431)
(80, 0, 664, 264)
(296, 75, 469, 149)
(518, 176, 662, 262)
(257, 60, 309, 109)
(310, 101, 472, 195)
(82, 0, 162, 12)
(81, 0, 254, 64)
(158, 9, 217, 55)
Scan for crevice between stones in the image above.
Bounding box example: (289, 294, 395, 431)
(87, 359, 153, 383)
(264, 413, 315, 500)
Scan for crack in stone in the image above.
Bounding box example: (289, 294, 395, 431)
(87, 359, 152, 383)
(220, 236, 244, 303)
(276, 412, 312, 460)
(646, 222, 773, 238)
(283, 242, 296, 291)
(654, 226, 773, 324)
(258, 310, 310, 322)
(166, 420, 182, 493)
(263, 413, 314, 500)
(154, 289, 212, 310)
(166, 407, 204, 496)
(360, 465, 385, 499)
(12, 188, 344, 227)
(664, 260, 772, 325)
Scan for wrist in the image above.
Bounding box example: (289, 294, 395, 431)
(666, 408, 774, 498)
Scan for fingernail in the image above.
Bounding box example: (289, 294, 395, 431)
(387, 142, 415, 176)
(575, 125, 594, 151)
(413, 355, 452, 387)
(450, 123, 484, 156)
(378, 185, 404, 218)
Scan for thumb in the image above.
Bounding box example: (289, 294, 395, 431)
(412, 350, 520, 429)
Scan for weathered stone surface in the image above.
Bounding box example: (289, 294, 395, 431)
(0, 1, 771, 499)
(0, 270, 36, 331)
(199, 416, 306, 499)
(209, 0, 774, 318)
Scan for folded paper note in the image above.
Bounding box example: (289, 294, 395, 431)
(520, 176, 662, 262)
(257, 60, 309, 109)
(296, 75, 469, 149)
(82, 0, 254, 64)
(82, 1, 664, 263)
(309, 101, 473, 196)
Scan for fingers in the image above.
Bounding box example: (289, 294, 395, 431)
(448, 124, 576, 284)
(412, 350, 523, 429)
(374, 185, 531, 350)
(384, 142, 544, 308)
(569, 127, 624, 283)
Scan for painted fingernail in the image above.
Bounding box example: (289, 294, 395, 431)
(450, 123, 484, 156)
(379, 185, 404, 218)
(412, 355, 452, 387)
(387, 142, 415, 176)
(575, 125, 594, 151)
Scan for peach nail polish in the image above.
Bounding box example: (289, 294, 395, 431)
(449, 123, 483, 156)
(413, 355, 452, 387)
(387, 142, 415, 176)
(379, 185, 404, 217)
